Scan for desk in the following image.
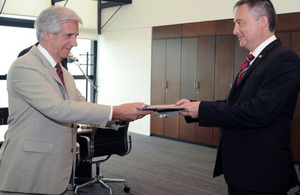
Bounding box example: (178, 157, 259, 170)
(0, 125, 8, 145)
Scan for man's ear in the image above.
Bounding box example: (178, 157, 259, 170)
(43, 30, 52, 41)
(259, 15, 269, 30)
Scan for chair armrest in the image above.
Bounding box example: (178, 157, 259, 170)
(77, 135, 93, 160)
(76, 142, 80, 167)
(127, 132, 132, 155)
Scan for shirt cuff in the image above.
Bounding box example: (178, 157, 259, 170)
(108, 106, 113, 121)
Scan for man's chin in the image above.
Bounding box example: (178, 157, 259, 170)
(239, 42, 246, 49)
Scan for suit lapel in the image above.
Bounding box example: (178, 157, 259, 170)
(30, 46, 67, 98)
(228, 39, 282, 101)
(242, 39, 281, 82)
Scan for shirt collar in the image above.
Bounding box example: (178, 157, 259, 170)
(251, 35, 277, 61)
(37, 44, 57, 68)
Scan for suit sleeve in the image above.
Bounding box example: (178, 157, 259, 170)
(8, 57, 110, 126)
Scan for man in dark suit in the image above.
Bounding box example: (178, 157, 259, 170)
(176, 0, 300, 194)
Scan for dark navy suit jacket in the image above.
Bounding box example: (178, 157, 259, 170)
(187, 39, 300, 192)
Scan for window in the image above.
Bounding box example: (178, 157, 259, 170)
(0, 25, 36, 108)
(0, 18, 97, 108)
(67, 39, 97, 103)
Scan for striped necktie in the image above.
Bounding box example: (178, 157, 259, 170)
(55, 63, 65, 88)
(236, 54, 255, 86)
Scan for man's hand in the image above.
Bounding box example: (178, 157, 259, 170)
(175, 99, 191, 106)
(175, 99, 200, 119)
(112, 102, 153, 121)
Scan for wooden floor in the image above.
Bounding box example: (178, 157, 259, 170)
(70, 133, 300, 195)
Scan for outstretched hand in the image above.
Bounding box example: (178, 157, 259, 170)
(112, 102, 153, 121)
(175, 99, 200, 119)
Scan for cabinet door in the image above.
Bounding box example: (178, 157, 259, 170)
(180, 38, 198, 100)
(291, 31, 300, 120)
(212, 36, 235, 146)
(215, 36, 235, 100)
(195, 37, 216, 145)
(291, 119, 300, 162)
(165, 39, 181, 138)
(151, 39, 166, 136)
(291, 31, 300, 162)
(179, 38, 198, 141)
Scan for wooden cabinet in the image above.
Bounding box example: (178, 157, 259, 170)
(215, 36, 235, 100)
(179, 38, 198, 142)
(151, 39, 181, 138)
(165, 39, 181, 138)
(291, 31, 300, 162)
(194, 37, 216, 145)
(151, 39, 166, 136)
(151, 13, 300, 162)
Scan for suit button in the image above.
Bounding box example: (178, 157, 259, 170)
(70, 148, 74, 153)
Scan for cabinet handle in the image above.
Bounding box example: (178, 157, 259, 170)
(162, 81, 169, 89)
(194, 82, 200, 89)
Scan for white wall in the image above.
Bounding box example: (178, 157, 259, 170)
(97, 0, 300, 135)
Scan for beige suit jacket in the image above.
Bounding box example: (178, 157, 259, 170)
(0, 46, 110, 194)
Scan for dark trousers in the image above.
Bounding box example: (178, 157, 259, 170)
(228, 186, 288, 195)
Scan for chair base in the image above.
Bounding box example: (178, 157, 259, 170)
(74, 174, 130, 195)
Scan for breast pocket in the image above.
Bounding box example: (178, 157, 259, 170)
(23, 140, 54, 154)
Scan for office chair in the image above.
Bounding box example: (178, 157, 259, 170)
(0, 107, 8, 125)
(75, 120, 131, 195)
(0, 108, 8, 148)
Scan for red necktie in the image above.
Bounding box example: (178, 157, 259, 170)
(236, 54, 255, 86)
(55, 63, 65, 88)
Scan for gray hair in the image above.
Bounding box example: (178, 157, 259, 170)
(34, 6, 83, 42)
(234, 0, 276, 32)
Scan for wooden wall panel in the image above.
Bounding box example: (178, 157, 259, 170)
(197, 37, 215, 101)
(180, 38, 198, 100)
(276, 13, 300, 32)
(179, 116, 196, 142)
(195, 36, 216, 145)
(151, 40, 166, 136)
(216, 19, 234, 36)
(212, 127, 220, 146)
(151, 40, 166, 105)
(179, 38, 198, 142)
(182, 21, 216, 37)
(152, 24, 182, 39)
(291, 31, 300, 120)
(291, 31, 300, 56)
(291, 119, 300, 162)
(165, 39, 181, 105)
(275, 32, 291, 48)
(195, 127, 213, 145)
(164, 39, 181, 138)
(214, 36, 235, 100)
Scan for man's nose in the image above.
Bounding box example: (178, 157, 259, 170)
(233, 24, 239, 36)
(71, 37, 77, 47)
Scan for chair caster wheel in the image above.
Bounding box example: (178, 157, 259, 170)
(124, 186, 130, 193)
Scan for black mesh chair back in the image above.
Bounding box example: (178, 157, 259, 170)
(0, 108, 8, 125)
(75, 120, 131, 195)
